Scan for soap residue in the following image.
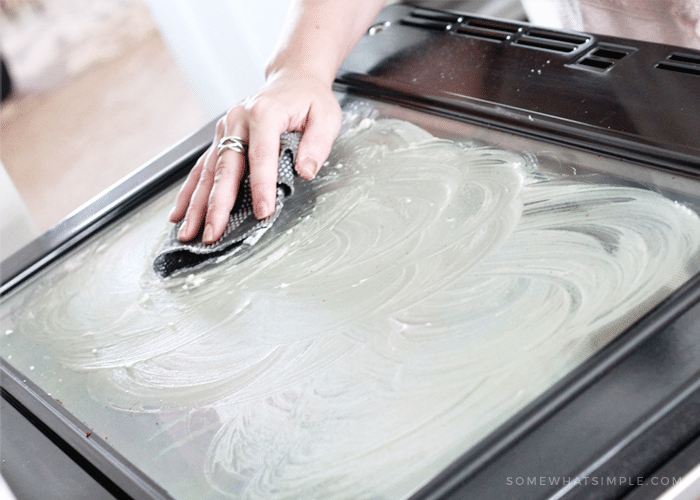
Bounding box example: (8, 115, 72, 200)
(6, 113, 700, 499)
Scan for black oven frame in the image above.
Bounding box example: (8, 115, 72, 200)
(3, 5, 700, 500)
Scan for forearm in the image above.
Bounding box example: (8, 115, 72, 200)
(173, 0, 386, 240)
(266, 0, 386, 84)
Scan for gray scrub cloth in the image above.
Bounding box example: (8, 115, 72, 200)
(153, 132, 301, 278)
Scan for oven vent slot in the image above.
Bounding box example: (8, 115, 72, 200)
(455, 18, 520, 42)
(400, 10, 591, 52)
(400, 8, 460, 31)
(515, 29, 589, 53)
(591, 48, 629, 60)
(401, 10, 523, 41)
(571, 44, 635, 72)
(668, 53, 700, 64)
(656, 52, 700, 77)
(400, 16, 451, 32)
(408, 9, 462, 23)
(578, 58, 614, 69)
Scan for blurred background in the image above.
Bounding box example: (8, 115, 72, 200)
(0, 0, 207, 255)
(0, 0, 531, 261)
(1, 0, 698, 259)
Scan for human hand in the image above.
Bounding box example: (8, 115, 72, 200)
(169, 69, 341, 244)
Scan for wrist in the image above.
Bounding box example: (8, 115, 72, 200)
(264, 61, 336, 89)
(265, 51, 338, 87)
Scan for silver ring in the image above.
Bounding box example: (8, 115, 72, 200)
(217, 136, 248, 156)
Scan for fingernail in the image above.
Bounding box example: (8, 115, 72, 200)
(298, 158, 318, 179)
(168, 207, 178, 222)
(202, 224, 213, 243)
(177, 220, 189, 240)
(254, 200, 270, 219)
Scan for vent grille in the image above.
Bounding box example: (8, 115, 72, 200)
(515, 29, 589, 53)
(408, 9, 462, 23)
(400, 9, 521, 41)
(455, 18, 520, 42)
(571, 44, 635, 72)
(591, 48, 628, 60)
(400, 9, 591, 52)
(578, 59, 614, 70)
(400, 8, 460, 31)
(657, 52, 700, 77)
(400, 16, 451, 32)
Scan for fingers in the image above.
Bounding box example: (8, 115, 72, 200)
(247, 100, 285, 219)
(177, 151, 217, 242)
(169, 76, 343, 244)
(169, 153, 206, 223)
(203, 144, 247, 243)
(175, 114, 248, 242)
(295, 98, 342, 180)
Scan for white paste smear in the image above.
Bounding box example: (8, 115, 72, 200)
(8, 115, 700, 499)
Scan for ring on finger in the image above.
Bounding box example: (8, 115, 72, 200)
(217, 136, 248, 156)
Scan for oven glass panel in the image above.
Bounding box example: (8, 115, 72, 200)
(3, 97, 700, 500)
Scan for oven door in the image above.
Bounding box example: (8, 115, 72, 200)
(3, 5, 700, 500)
